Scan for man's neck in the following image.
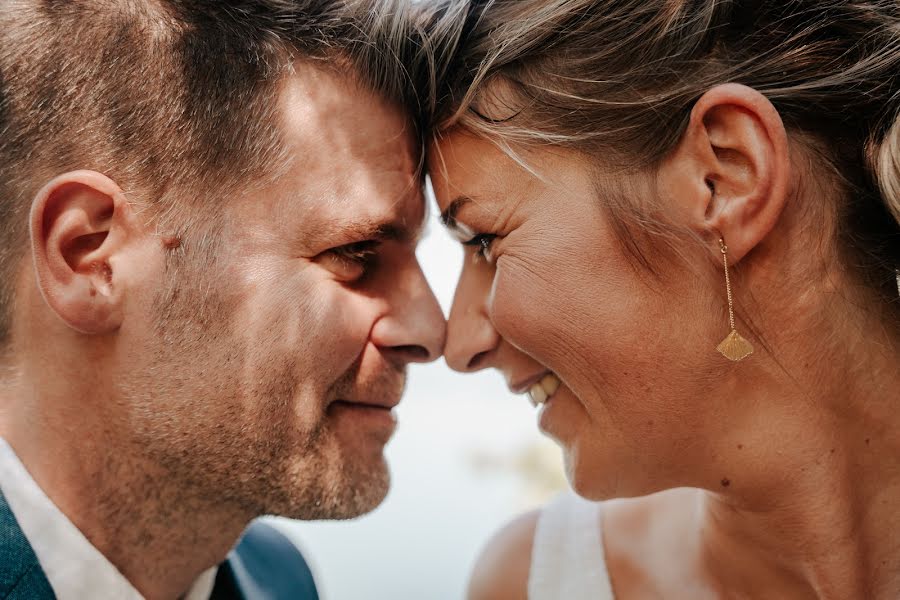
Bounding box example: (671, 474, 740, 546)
(0, 382, 249, 600)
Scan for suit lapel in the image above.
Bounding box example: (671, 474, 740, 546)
(0, 490, 55, 599)
(211, 521, 318, 600)
(209, 561, 242, 600)
(1, 492, 318, 600)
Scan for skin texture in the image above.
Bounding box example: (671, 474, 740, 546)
(431, 84, 900, 599)
(0, 64, 445, 600)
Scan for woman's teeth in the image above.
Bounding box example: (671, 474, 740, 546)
(528, 373, 560, 407)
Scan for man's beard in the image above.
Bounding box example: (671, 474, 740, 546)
(118, 259, 403, 523)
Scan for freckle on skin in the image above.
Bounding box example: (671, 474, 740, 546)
(865, 438, 870, 446)
(737, 444, 743, 450)
(720, 478, 730, 487)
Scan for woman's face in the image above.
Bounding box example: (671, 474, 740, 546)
(430, 130, 735, 500)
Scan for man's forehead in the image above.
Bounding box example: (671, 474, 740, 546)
(278, 62, 416, 167)
(263, 60, 425, 245)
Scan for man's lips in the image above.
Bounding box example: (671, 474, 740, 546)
(329, 398, 399, 411)
(326, 399, 399, 437)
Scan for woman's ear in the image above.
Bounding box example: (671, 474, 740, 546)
(658, 83, 791, 262)
(29, 170, 134, 334)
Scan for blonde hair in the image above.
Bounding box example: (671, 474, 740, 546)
(875, 111, 900, 224)
(430, 0, 900, 307)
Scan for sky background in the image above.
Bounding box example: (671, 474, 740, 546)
(276, 186, 568, 600)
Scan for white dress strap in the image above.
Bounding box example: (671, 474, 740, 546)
(527, 490, 615, 600)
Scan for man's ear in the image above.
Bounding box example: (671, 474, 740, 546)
(658, 83, 791, 263)
(29, 170, 134, 335)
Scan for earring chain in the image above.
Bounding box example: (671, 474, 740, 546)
(720, 238, 735, 331)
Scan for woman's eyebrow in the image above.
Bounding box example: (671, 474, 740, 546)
(440, 196, 473, 232)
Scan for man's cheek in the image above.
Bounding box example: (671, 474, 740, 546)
(304, 288, 378, 372)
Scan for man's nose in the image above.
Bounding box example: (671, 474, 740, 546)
(444, 265, 499, 373)
(371, 262, 446, 365)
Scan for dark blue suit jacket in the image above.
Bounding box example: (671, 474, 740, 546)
(0, 491, 318, 600)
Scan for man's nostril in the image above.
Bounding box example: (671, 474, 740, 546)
(467, 350, 489, 371)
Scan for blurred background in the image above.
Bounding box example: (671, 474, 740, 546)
(275, 183, 568, 600)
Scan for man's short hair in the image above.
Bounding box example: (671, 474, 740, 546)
(0, 0, 435, 345)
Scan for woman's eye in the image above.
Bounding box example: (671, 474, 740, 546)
(463, 234, 497, 263)
(317, 241, 379, 281)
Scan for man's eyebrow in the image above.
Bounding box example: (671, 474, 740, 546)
(321, 216, 422, 245)
(439, 197, 472, 231)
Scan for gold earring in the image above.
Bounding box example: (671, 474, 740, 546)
(716, 238, 754, 361)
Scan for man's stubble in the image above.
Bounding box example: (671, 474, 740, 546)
(117, 251, 396, 524)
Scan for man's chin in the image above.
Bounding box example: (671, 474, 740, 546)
(320, 458, 391, 520)
(272, 453, 391, 521)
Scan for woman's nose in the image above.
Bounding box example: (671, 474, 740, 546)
(444, 266, 499, 372)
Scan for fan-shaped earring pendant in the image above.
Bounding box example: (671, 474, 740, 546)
(716, 238, 753, 362)
(717, 329, 754, 362)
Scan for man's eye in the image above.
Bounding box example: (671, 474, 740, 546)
(317, 241, 379, 281)
(463, 234, 497, 263)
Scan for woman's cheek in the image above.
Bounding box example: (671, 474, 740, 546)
(487, 258, 553, 350)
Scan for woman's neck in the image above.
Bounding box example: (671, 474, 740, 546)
(699, 291, 900, 599)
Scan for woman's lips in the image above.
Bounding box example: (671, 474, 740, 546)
(527, 372, 561, 407)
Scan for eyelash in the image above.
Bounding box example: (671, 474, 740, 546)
(331, 241, 379, 270)
(463, 234, 497, 261)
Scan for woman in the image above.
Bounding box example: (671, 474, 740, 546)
(425, 1, 900, 598)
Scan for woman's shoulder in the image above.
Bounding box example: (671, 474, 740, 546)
(467, 508, 540, 600)
(467, 491, 607, 600)
(602, 488, 705, 597)
(466, 488, 703, 600)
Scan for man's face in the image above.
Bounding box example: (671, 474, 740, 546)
(119, 65, 445, 519)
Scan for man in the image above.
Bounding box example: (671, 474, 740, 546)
(0, 1, 445, 598)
